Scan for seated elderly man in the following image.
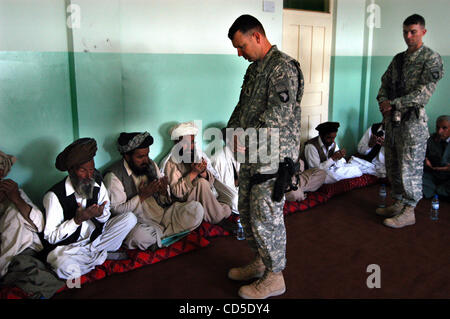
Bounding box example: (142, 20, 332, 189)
(349, 122, 386, 178)
(42, 138, 137, 280)
(423, 115, 450, 199)
(160, 122, 233, 230)
(104, 132, 204, 250)
(302, 122, 362, 184)
(0, 150, 44, 278)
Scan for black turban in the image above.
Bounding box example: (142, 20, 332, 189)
(117, 132, 153, 154)
(315, 122, 340, 135)
(55, 138, 97, 171)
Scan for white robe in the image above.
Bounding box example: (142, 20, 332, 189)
(159, 144, 230, 201)
(104, 159, 204, 250)
(304, 137, 362, 184)
(211, 146, 240, 213)
(348, 125, 386, 178)
(43, 177, 136, 279)
(0, 189, 44, 277)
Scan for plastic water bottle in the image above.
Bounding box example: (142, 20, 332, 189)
(236, 218, 245, 240)
(430, 195, 439, 221)
(378, 184, 387, 208)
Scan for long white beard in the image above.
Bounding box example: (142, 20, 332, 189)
(70, 175, 95, 199)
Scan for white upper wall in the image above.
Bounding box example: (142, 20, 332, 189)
(119, 0, 283, 54)
(333, 0, 366, 56)
(0, 0, 284, 54)
(372, 0, 450, 56)
(0, 0, 68, 51)
(332, 0, 450, 57)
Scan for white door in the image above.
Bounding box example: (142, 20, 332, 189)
(282, 4, 333, 146)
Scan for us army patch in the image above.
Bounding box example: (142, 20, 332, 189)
(432, 71, 440, 80)
(430, 67, 442, 81)
(278, 90, 289, 102)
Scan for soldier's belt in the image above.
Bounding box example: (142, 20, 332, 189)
(249, 157, 300, 202)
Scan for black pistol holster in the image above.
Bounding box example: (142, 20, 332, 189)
(249, 157, 300, 202)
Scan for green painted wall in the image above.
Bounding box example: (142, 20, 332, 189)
(0, 52, 74, 202)
(73, 52, 124, 169)
(120, 53, 248, 164)
(0, 51, 248, 205)
(74, 52, 248, 168)
(329, 56, 365, 153)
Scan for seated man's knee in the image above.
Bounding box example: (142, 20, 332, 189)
(185, 201, 204, 222)
(313, 168, 327, 186)
(194, 177, 211, 189)
(47, 249, 81, 280)
(125, 223, 161, 250)
(112, 212, 137, 231)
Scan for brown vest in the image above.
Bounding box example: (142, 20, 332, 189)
(301, 136, 336, 169)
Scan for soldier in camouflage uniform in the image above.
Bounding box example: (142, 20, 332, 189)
(225, 15, 304, 299)
(376, 14, 443, 228)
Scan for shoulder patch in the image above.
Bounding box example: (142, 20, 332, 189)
(432, 72, 439, 80)
(278, 90, 289, 103)
(430, 66, 443, 81)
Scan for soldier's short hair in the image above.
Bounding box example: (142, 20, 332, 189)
(436, 115, 450, 123)
(228, 14, 266, 40)
(403, 14, 425, 27)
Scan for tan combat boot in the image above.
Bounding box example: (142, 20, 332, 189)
(383, 205, 416, 228)
(228, 257, 265, 281)
(375, 200, 404, 217)
(238, 271, 286, 299)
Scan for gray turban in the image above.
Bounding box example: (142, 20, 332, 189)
(117, 132, 153, 154)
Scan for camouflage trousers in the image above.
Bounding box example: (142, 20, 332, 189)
(238, 163, 286, 273)
(384, 113, 429, 207)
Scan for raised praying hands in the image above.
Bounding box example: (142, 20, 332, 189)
(0, 179, 23, 205)
(191, 158, 208, 175)
(331, 148, 346, 161)
(74, 201, 107, 225)
(368, 134, 385, 148)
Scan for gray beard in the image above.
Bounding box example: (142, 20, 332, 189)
(70, 174, 95, 199)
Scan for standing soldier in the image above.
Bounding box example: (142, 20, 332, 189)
(376, 14, 444, 228)
(226, 15, 304, 299)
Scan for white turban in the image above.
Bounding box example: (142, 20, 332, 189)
(0, 150, 17, 178)
(169, 121, 199, 140)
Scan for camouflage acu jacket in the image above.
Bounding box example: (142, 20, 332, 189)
(377, 45, 444, 112)
(227, 45, 304, 168)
